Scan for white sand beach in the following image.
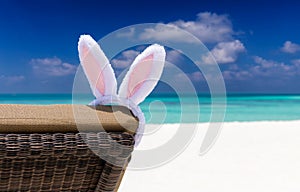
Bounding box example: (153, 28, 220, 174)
(120, 121, 300, 191)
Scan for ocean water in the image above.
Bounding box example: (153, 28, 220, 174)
(0, 94, 299, 123)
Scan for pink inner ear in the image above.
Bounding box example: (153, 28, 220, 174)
(82, 44, 89, 57)
(128, 54, 154, 98)
(82, 46, 105, 95)
(95, 71, 105, 95)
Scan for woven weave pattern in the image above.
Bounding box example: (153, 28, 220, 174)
(0, 132, 134, 192)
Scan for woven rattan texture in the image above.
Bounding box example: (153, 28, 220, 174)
(0, 132, 134, 192)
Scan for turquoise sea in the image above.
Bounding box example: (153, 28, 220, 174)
(0, 94, 299, 123)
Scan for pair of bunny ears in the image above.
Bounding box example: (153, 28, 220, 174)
(78, 35, 166, 145)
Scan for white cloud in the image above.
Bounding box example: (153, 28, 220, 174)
(165, 49, 186, 66)
(253, 56, 289, 69)
(251, 56, 298, 76)
(222, 70, 252, 80)
(189, 71, 204, 82)
(122, 50, 139, 58)
(139, 12, 235, 44)
(202, 40, 245, 64)
(221, 56, 300, 81)
(135, 12, 245, 65)
(30, 57, 77, 76)
(111, 50, 140, 69)
(0, 75, 25, 85)
(166, 49, 181, 60)
(253, 56, 284, 68)
(139, 24, 196, 43)
(292, 59, 300, 66)
(173, 12, 234, 43)
(116, 27, 135, 38)
(281, 41, 300, 53)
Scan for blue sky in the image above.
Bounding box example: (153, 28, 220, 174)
(0, 0, 300, 93)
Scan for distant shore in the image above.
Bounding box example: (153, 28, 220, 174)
(1, 93, 299, 123)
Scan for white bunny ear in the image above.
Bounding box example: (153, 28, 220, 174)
(78, 35, 117, 98)
(118, 44, 166, 105)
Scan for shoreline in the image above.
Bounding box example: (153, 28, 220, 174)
(148, 119, 300, 125)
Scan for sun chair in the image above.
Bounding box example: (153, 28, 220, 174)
(0, 34, 166, 191)
(0, 104, 138, 192)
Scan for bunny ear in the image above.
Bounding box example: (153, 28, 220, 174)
(78, 35, 117, 98)
(118, 44, 166, 105)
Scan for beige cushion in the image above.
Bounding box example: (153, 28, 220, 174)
(0, 104, 138, 133)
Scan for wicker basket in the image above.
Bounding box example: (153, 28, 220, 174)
(0, 104, 138, 192)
